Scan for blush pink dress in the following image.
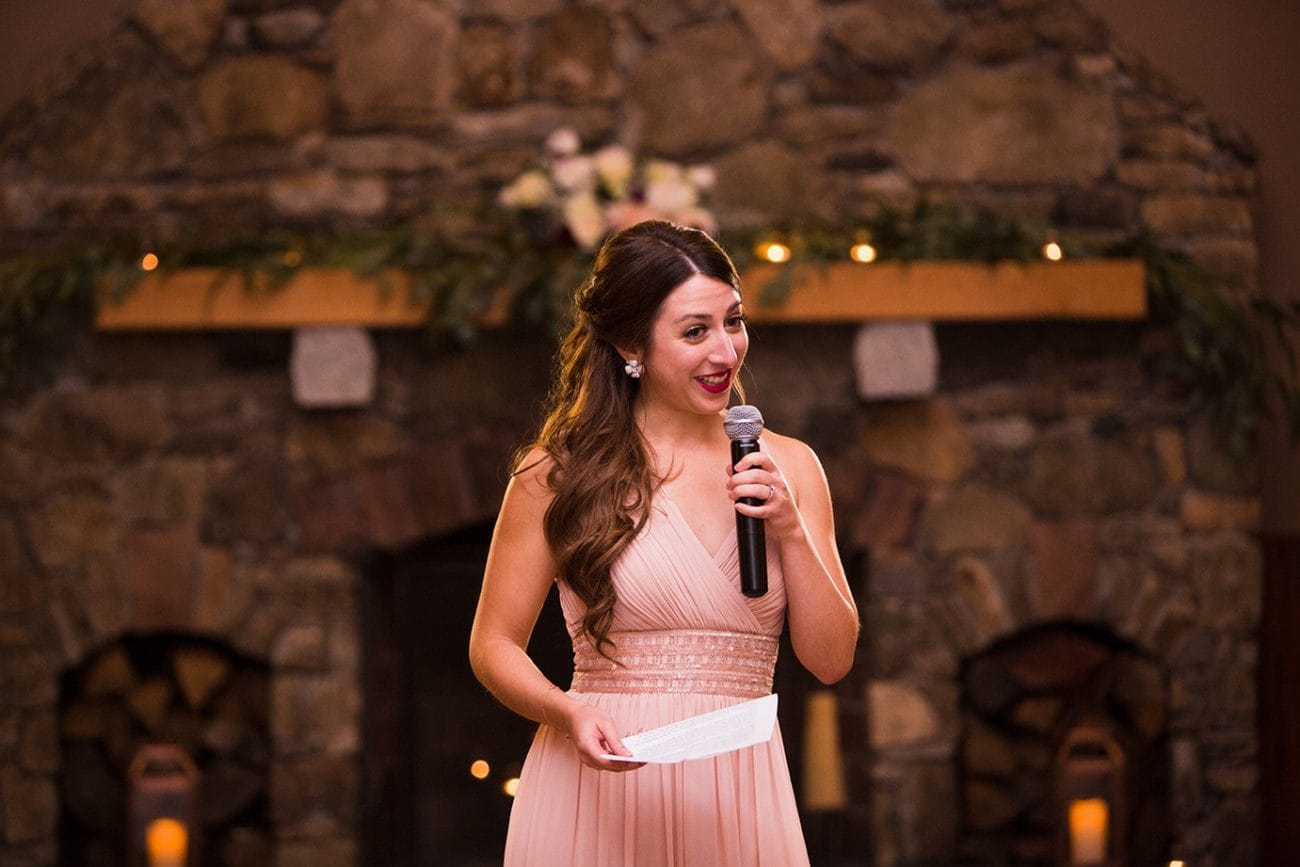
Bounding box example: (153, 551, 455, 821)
(503, 490, 809, 866)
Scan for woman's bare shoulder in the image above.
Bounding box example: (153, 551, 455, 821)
(509, 445, 558, 500)
(761, 429, 828, 488)
(762, 429, 821, 465)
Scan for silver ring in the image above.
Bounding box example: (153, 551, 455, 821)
(766, 484, 776, 500)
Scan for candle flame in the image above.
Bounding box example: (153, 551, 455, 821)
(1068, 797, 1108, 865)
(145, 816, 187, 866)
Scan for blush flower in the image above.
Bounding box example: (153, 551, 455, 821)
(545, 127, 582, 156)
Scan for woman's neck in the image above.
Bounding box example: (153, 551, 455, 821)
(635, 403, 729, 476)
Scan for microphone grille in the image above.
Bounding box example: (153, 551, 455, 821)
(723, 404, 765, 440)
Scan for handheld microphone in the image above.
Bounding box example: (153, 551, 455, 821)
(723, 405, 768, 598)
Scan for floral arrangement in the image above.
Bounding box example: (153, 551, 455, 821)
(497, 127, 718, 251)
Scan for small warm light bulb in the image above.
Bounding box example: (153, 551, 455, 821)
(756, 241, 791, 264)
(850, 242, 878, 263)
(1042, 240, 1063, 261)
(502, 776, 520, 797)
(469, 759, 490, 780)
(140, 252, 160, 271)
(1169, 862, 1186, 867)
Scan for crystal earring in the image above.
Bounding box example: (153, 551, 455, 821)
(624, 358, 643, 379)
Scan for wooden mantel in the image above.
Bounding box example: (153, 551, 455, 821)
(94, 259, 1146, 330)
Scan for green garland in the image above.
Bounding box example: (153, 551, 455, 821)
(3, 202, 1297, 456)
(1121, 234, 1300, 458)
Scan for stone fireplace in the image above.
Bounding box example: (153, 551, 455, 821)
(0, 317, 1263, 866)
(0, 1, 1266, 864)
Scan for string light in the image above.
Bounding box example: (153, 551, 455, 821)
(849, 242, 877, 263)
(140, 252, 159, 271)
(469, 759, 490, 780)
(755, 240, 791, 264)
(502, 776, 520, 797)
(849, 231, 877, 263)
(1042, 231, 1063, 262)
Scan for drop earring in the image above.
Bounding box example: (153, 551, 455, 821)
(624, 358, 643, 379)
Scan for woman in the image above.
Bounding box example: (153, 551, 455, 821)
(469, 220, 859, 865)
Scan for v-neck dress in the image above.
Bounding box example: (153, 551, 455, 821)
(502, 490, 809, 866)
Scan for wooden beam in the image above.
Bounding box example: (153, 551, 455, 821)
(96, 268, 427, 330)
(95, 259, 1147, 330)
(742, 259, 1147, 322)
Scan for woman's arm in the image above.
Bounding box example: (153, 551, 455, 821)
(468, 450, 643, 771)
(729, 436, 859, 683)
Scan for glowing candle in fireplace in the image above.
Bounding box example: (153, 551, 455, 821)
(145, 817, 188, 867)
(1068, 797, 1108, 865)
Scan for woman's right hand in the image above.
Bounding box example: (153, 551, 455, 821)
(560, 701, 645, 772)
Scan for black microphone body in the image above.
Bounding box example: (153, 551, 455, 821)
(731, 437, 768, 597)
(724, 405, 768, 598)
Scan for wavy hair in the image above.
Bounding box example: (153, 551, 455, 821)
(521, 220, 743, 656)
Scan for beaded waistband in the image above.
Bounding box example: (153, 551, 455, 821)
(571, 629, 778, 699)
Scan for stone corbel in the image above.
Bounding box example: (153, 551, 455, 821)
(853, 320, 939, 400)
(290, 326, 377, 408)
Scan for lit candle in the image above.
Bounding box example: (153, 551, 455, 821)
(801, 690, 847, 810)
(1069, 797, 1108, 865)
(146, 817, 188, 867)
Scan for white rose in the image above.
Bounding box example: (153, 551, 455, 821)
(686, 164, 716, 191)
(593, 144, 635, 198)
(550, 155, 597, 192)
(643, 159, 683, 184)
(563, 191, 606, 250)
(499, 169, 554, 209)
(545, 127, 582, 156)
(645, 175, 698, 216)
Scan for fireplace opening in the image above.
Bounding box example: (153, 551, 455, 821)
(58, 634, 271, 867)
(361, 523, 573, 867)
(957, 623, 1170, 866)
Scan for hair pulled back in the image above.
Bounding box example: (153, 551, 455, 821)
(525, 220, 741, 655)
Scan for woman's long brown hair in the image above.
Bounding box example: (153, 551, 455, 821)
(522, 220, 742, 657)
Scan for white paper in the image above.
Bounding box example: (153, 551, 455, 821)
(600, 694, 778, 764)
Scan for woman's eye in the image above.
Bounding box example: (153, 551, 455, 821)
(726, 315, 747, 329)
(683, 326, 706, 339)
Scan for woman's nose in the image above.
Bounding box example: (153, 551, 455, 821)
(711, 332, 739, 364)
